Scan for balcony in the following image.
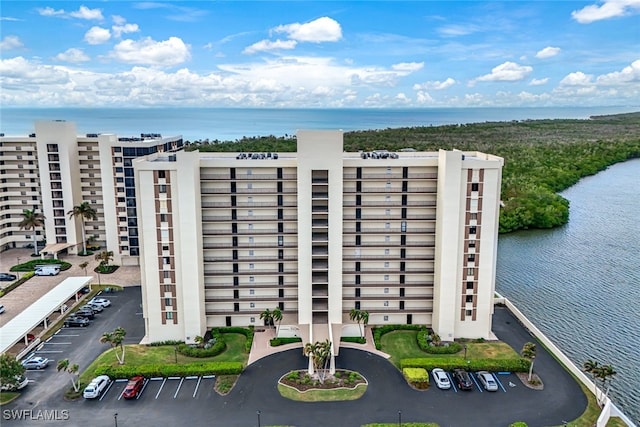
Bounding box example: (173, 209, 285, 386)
(343, 254, 435, 261)
(343, 173, 437, 180)
(204, 269, 298, 276)
(201, 201, 297, 208)
(202, 215, 298, 222)
(343, 267, 434, 274)
(202, 228, 298, 235)
(343, 200, 436, 207)
(201, 173, 297, 180)
(201, 188, 297, 194)
(204, 256, 298, 262)
(343, 187, 437, 194)
(343, 228, 435, 234)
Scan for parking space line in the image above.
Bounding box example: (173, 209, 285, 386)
(447, 372, 457, 393)
(100, 381, 115, 401)
(193, 377, 202, 398)
(42, 342, 72, 345)
(54, 334, 80, 337)
(493, 373, 507, 393)
(174, 377, 185, 398)
(35, 350, 64, 353)
(471, 372, 483, 392)
(137, 378, 150, 400)
(155, 378, 167, 399)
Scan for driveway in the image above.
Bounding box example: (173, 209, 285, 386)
(3, 302, 586, 427)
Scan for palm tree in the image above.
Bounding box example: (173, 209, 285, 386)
(56, 358, 80, 392)
(598, 364, 617, 406)
(349, 308, 363, 338)
(18, 208, 45, 256)
(583, 359, 601, 405)
(79, 261, 89, 276)
(100, 327, 127, 365)
(272, 307, 283, 336)
(95, 250, 114, 268)
(360, 310, 369, 339)
(521, 342, 536, 382)
(68, 202, 97, 254)
(303, 340, 332, 383)
(194, 335, 205, 348)
(259, 308, 273, 330)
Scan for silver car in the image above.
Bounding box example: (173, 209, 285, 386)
(22, 356, 49, 370)
(477, 371, 498, 391)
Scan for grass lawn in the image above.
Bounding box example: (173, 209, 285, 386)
(277, 382, 367, 402)
(0, 392, 19, 405)
(79, 333, 248, 385)
(380, 331, 519, 368)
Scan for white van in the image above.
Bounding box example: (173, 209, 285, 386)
(34, 265, 60, 276)
(83, 375, 110, 399)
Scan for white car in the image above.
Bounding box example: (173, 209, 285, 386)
(432, 368, 451, 390)
(88, 298, 111, 308)
(83, 375, 111, 399)
(1, 375, 29, 391)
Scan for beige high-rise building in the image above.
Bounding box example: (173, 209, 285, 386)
(0, 121, 184, 264)
(134, 130, 504, 361)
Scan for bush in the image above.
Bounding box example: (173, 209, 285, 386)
(403, 367, 429, 389)
(95, 264, 119, 274)
(341, 336, 366, 344)
(147, 340, 184, 347)
(177, 329, 225, 357)
(509, 423, 528, 427)
(400, 357, 531, 372)
(11, 259, 72, 272)
(270, 337, 302, 346)
(212, 326, 254, 353)
(94, 361, 243, 378)
(0, 272, 34, 297)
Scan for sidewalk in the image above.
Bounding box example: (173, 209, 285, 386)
(248, 324, 390, 365)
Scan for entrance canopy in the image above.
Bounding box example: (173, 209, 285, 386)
(40, 242, 75, 257)
(0, 276, 91, 355)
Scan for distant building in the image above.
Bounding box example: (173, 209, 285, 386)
(133, 130, 504, 356)
(0, 120, 184, 264)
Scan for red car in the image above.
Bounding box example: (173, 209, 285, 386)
(122, 376, 145, 399)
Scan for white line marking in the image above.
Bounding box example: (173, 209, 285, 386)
(35, 350, 63, 353)
(174, 377, 184, 399)
(155, 378, 167, 399)
(42, 342, 71, 345)
(100, 381, 115, 401)
(193, 377, 202, 398)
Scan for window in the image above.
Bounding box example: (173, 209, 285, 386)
(158, 185, 167, 193)
(467, 281, 474, 290)
(466, 267, 474, 276)
(249, 289, 255, 295)
(162, 245, 169, 251)
(384, 262, 389, 268)
(163, 271, 171, 278)
(163, 257, 171, 265)
(401, 221, 407, 232)
(384, 248, 390, 255)
(250, 317, 255, 323)
(278, 236, 283, 246)
(471, 183, 479, 192)
(467, 254, 475, 262)
(165, 298, 172, 306)
(385, 222, 390, 229)
(247, 169, 252, 175)
(165, 312, 173, 320)
(384, 301, 389, 307)
(247, 183, 252, 189)
(465, 309, 473, 316)
(384, 288, 389, 293)
(385, 195, 391, 201)
(384, 315, 389, 321)
(385, 235, 390, 242)
(248, 210, 253, 216)
(249, 263, 254, 270)
(469, 226, 477, 235)
(470, 213, 477, 220)
(249, 250, 254, 256)
(248, 224, 253, 230)
(385, 209, 390, 216)
(248, 196, 253, 203)
(468, 241, 476, 249)
(249, 236, 254, 244)
(250, 302, 255, 308)
(249, 276, 255, 282)
(158, 170, 166, 178)
(384, 275, 389, 281)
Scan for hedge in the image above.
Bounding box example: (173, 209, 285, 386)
(400, 357, 531, 372)
(0, 272, 34, 297)
(372, 324, 426, 350)
(416, 329, 462, 354)
(10, 259, 72, 272)
(147, 340, 184, 347)
(212, 326, 254, 353)
(270, 337, 302, 346)
(341, 336, 366, 344)
(94, 361, 243, 378)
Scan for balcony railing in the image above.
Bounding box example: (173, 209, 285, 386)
(201, 201, 297, 208)
(204, 269, 299, 275)
(202, 215, 298, 221)
(343, 228, 435, 234)
(343, 187, 436, 194)
(342, 214, 436, 220)
(343, 241, 435, 247)
(342, 255, 435, 260)
(204, 256, 298, 262)
(202, 188, 297, 194)
(203, 229, 298, 235)
(203, 242, 297, 249)
(343, 201, 436, 207)
(201, 174, 297, 180)
(343, 268, 434, 273)
(342, 173, 438, 180)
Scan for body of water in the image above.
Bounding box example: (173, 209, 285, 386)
(1, 106, 637, 142)
(496, 159, 640, 423)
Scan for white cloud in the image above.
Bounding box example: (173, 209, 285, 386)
(243, 39, 298, 54)
(560, 71, 594, 86)
(529, 78, 549, 86)
(84, 27, 111, 45)
(413, 77, 456, 91)
(70, 5, 104, 20)
(37, 7, 65, 17)
(0, 35, 23, 50)
(471, 62, 533, 86)
(596, 59, 640, 84)
(110, 37, 191, 67)
(54, 48, 90, 63)
(416, 91, 435, 104)
(0, 57, 70, 84)
(273, 17, 342, 43)
(394, 93, 411, 104)
(536, 46, 561, 59)
(572, 0, 640, 23)
(112, 22, 140, 38)
(391, 62, 424, 73)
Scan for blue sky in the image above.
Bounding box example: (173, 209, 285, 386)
(1, 1, 639, 108)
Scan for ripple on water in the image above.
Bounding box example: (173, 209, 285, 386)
(496, 159, 640, 423)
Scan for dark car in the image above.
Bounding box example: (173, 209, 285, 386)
(453, 369, 474, 391)
(122, 376, 145, 399)
(64, 316, 90, 327)
(0, 273, 17, 281)
(74, 309, 95, 319)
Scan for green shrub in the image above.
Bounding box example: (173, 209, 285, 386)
(147, 340, 184, 347)
(270, 337, 302, 346)
(212, 326, 254, 353)
(403, 367, 429, 389)
(372, 324, 425, 350)
(400, 357, 530, 372)
(11, 259, 72, 272)
(509, 423, 528, 427)
(0, 272, 34, 297)
(94, 361, 243, 378)
(341, 336, 366, 344)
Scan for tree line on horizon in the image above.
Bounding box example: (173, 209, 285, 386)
(187, 113, 640, 233)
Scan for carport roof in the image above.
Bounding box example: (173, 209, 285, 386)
(0, 276, 92, 354)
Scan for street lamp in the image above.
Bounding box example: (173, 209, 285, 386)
(16, 257, 21, 279)
(174, 346, 178, 363)
(464, 344, 468, 360)
(256, 410, 261, 427)
(398, 410, 402, 427)
(114, 413, 118, 427)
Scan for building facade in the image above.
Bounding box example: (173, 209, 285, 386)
(134, 130, 503, 350)
(0, 121, 184, 265)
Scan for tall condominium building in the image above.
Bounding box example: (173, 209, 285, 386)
(0, 121, 184, 264)
(134, 130, 504, 356)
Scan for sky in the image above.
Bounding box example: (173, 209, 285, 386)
(1, 1, 639, 109)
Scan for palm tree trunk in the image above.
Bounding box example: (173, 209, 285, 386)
(81, 220, 87, 254)
(32, 230, 38, 256)
(528, 360, 534, 382)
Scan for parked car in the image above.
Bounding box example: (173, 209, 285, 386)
(82, 303, 103, 313)
(0, 273, 17, 281)
(477, 371, 498, 392)
(88, 297, 111, 308)
(1, 375, 29, 391)
(74, 309, 95, 320)
(0, 305, 5, 314)
(64, 316, 90, 327)
(431, 368, 451, 390)
(122, 376, 145, 399)
(453, 369, 474, 391)
(83, 375, 111, 399)
(22, 356, 49, 370)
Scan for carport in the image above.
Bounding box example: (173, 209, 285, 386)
(39, 242, 76, 259)
(0, 276, 92, 356)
